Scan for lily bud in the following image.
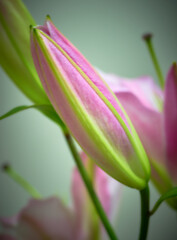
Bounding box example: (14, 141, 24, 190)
(0, 0, 48, 104)
(0, 0, 65, 126)
(30, 17, 150, 189)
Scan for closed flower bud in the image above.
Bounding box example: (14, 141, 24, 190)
(0, 0, 48, 104)
(30, 17, 150, 189)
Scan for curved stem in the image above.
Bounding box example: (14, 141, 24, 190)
(150, 187, 177, 215)
(139, 184, 150, 240)
(63, 131, 118, 240)
(2, 163, 41, 199)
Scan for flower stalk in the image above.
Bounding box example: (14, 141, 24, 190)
(139, 185, 150, 240)
(63, 130, 119, 240)
(2, 163, 41, 199)
(143, 33, 164, 88)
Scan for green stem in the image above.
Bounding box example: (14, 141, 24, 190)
(2, 163, 41, 199)
(150, 187, 177, 215)
(139, 184, 150, 240)
(143, 33, 164, 88)
(63, 131, 118, 240)
(85, 157, 99, 240)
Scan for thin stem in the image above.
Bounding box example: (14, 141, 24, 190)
(150, 187, 177, 215)
(143, 33, 164, 88)
(2, 163, 41, 198)
(139, 184, 150, 240)
(63, 131, 118, 240)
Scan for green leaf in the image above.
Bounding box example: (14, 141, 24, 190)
(150, 187, 177, 215)
(0, 104, 66, 130)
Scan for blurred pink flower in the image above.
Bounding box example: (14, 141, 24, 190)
(99, 63, 177, 209)
(0, 153, 121, 240)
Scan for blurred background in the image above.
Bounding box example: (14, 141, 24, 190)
(0, 0, 177, 239)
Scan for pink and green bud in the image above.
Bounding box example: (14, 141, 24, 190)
(0, 0, 48, 104)
(30, 17, 150, 189)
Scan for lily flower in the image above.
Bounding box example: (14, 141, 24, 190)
(99, 63, 177, 209)
(0, 153, 121, 240)
(30, 17, 150, 189)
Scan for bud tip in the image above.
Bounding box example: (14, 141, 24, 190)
(46, 14, 52, 21)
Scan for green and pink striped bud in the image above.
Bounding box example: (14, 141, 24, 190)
(30, 17, 150, 189)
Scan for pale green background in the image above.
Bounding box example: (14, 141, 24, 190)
(0, 0, 177, 239)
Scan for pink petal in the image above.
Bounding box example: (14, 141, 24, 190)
(16, 197, 77, 240)
(118, 93, 165, 164)
(104, 175, 122, 223)
(72, 152, 119, 217)
(71, 152, 87, 222)
(100, 70, 177, 207)
(71, 152, 100, 239)
(96, 167, 122, 240)
(99, 69, 163, 111)
(95, 165, 112, 217)
(164, 63, 177, 184)
(100, 70, 165, 166)
(0, 215, 18, 239)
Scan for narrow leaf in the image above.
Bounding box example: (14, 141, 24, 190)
(0, 104, 66, 130)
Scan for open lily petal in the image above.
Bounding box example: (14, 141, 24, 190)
(20, 198, 75, 240)
(31, 19, 150, 189)
(99, 71, 165, 166)
(100, 70, 177, 208)
(71, 152, 97, 240)
(72, 152, 111, 218)
(1, 197, 77, 240)
(17, 198, 76, 240)
(164, 63, 177, 184)
(98, 70, 163, 111)
(0, 154, 122, 240)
